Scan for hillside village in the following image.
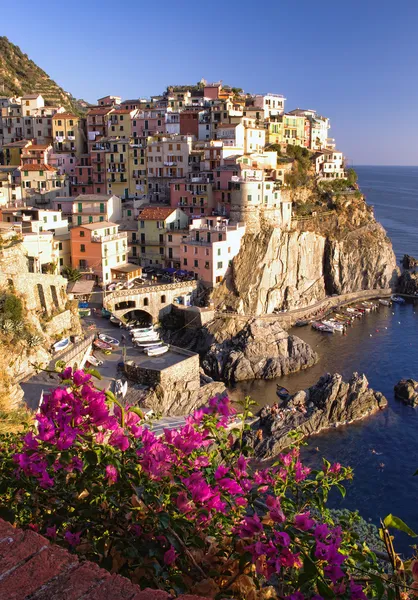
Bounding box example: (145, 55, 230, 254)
(0, 81, 349, 290)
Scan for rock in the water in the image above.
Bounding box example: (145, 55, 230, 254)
(394, 379, 418, 406)
(402, 254, 418, 269)
(202, 318, 318, 382)
(397, 270, 418, 295)
(246, 372, 387, 458)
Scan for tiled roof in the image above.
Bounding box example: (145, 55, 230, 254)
(74, 194, 113, 201)
(3, 140, 32, 148)
(138, 206, 176, 220)
(21, 93, 42, 99)
(0, 519, 209, 600)
(52, 113, 78, 119)
(87, 107, 114, 116)
(79, 220, 117, 230)
(20, 164, 56, 172)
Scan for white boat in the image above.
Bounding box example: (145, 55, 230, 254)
(379, 298, 391, 306)
(124, 280, 135, 289)
(391, 295, 405, 304)
(145, 345, 169, 356)
(115, 379, 128, 398)
(110, 315, 123, 326)
(133, 333, 160, 342)
(135, 341, 164, 349)
(322, 319, 345, 333)
(52, 337, 70, 353)
(129, 326, 154, 334)
(132, 330, 158, 338)
(312, 321, 334, 333)
(86, 355, 103, 367)
(98, 334, 120, 347)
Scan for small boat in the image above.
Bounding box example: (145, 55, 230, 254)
(391, 295, 405, 304)
(322, 319, 345, 333)
(78, 301, 89, 309)
(93, 339, 112, 351)
(379, 299, 391, 306)
(145, 345, 169, 356)
(295, 320, 309, 327)
(276, 386, 290, 399)
(129, 326, 154, 334)
(135, 341, 164, 349)
(101, 308, 112, 319)
(312, 321, 334, 333)
(52, 337, 70, 353)
(115, 379, 128, 398)
(78, 308, 91, 317)
(132, 330, 158, 338)
(98, 334, 120, 347)
(86, 355, 103, 367)
(110, 315, 123, 326)
(133, 333, 160, 343)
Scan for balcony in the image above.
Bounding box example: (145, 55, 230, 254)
(91, 232, 127, 243)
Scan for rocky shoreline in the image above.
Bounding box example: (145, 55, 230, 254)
(394, 379, 418, 406)
(244, 372, 388, 459)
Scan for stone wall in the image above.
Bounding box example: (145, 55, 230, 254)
(124, 346, 200, 388)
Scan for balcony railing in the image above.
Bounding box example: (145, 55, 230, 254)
(91, 232, 127, 243)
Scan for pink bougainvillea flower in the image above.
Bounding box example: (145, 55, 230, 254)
(23, 431, 39, 450)
(73, 369, 92, 387)
(65, 530, 82, 547)
(349, 579, 367, 600)
(109, 427, 130, 451)
(45, 525, 57, 539)
(163, 545, 177, 566)
(329, 462, 342, 474)
(39, 470, 54, 489)
(237, 514, 263, 538)
(60, 366, 72, 379)
(214, 465, 230, 480)
(294, 512, 315, 531)
(105, 464, 118, 484)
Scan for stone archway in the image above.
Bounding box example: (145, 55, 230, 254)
(120, 309, 153, 326)
(114, 300, 136, 311)
(35, 283, 47, 312)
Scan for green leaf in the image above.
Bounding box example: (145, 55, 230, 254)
(383, 514, 417, 537)
(158, 512, 170, 529)
(129, 406, 144, 419)
(317, 578, 335, 599)
(336, 483, 346, 498)
(369, 573, 385, 600)
(303, 554, 318, 576)
(84, 368, 101, 380)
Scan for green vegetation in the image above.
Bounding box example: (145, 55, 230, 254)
(0, 293, 23, 325)
(284, 145, 312, 188)
(62, 265, 82, 282)
(346, 168, 358, 186)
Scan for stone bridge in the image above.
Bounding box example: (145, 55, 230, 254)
(103, 281, 198, 323)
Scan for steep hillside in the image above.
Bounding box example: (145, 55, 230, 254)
(0, 37, 89, 114)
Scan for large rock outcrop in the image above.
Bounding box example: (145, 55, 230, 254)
(201, 318, 317, 382)
(397, 271, 418, 295)
(402, 254, 418, 269)
(213, 196, 397, 315)
(394, 379, 418, 406)
(245, 372, 387, 458)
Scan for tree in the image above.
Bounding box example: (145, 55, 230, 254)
(346, 168, 358, 187)
(62, 266, 82, 282)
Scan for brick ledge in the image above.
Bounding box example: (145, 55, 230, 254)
(0, 519, 210, 599)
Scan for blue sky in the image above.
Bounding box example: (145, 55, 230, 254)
(2, 0, 418, 165)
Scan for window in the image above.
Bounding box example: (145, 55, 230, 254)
(194, 247, 198, 255)
(43, 216, 47, 223)
(127, 210, 131, 216)
(205, 261, 210, 269)
(143, 297, 149, 307)
(69, 120, 73, 126)
(217, 248, 221, 256)
(183, 258, 188, 266)
(122, 254, 126, 261)
(99, 216, 104, 222)
(80, 244, 86, 252)
(80, 230, 85, 237)
(168, 234, 172, 242)
(159, 247, 164, 255)
(141, 247, 145, 254)
(194, 259, 198, 267)
(140, 220, 145, 228)
(58, 242, 63, 250)
(77, 216, 82, 225)
(24, 170, 28, 176)
(59, 258, 64, 266)
(89, 216, 93, 223)
(217, 261, 223, 269)
(161, 295, 166, 303)
(247, 194, 252, 201)
(183, 245, 187, 252)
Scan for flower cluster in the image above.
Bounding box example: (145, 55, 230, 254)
(0, 368, 384, 599)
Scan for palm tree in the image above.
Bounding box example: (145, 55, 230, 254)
(62, 266, 82, 282)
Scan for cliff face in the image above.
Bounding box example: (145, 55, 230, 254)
(214, 194, 398, 315)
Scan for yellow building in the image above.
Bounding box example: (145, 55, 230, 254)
(105, 138, 131, 198)
(283, 114, 306, 147)
(3, 140, 32, 166)
(136, 206, 189, 267)
(52, 113, 86, 157)
(19, 164, 69, 201)
(107, 109, 135, 137)
(265, 118, 284, 145)
(129, 140, 147, 198)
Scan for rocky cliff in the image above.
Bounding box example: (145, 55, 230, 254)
(397, 270, 418, 295)
(245, 372, 388, 458)
(214, 193, 398, 315)
(0, 37, 88, 114)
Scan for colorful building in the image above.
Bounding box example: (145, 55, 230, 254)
(70, 221, 129, 284)
(180, 217, 246, 286)
(51, 193, 122, 226)
(52, 113, 86, 157)
(19, 164, 68, 203)
(136, 206, 189, 267)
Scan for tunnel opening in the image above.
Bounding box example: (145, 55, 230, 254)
(121, 309, 153, 327)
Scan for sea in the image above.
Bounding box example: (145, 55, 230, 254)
(230, 166, 418, 553)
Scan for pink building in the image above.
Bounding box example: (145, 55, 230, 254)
(69, 155, 94, 195)
(49, 152, 77, 176)
(170, 174, 214, 218)
(132, 110, 165, 140)
(204, 84, 222, 100)
(212, 165, 240, 217)
(180, 216, 246, 286)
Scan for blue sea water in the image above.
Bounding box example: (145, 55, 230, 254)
(231, 166, 418, 553)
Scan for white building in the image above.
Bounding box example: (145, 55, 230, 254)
(314, 150, 345, 180)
